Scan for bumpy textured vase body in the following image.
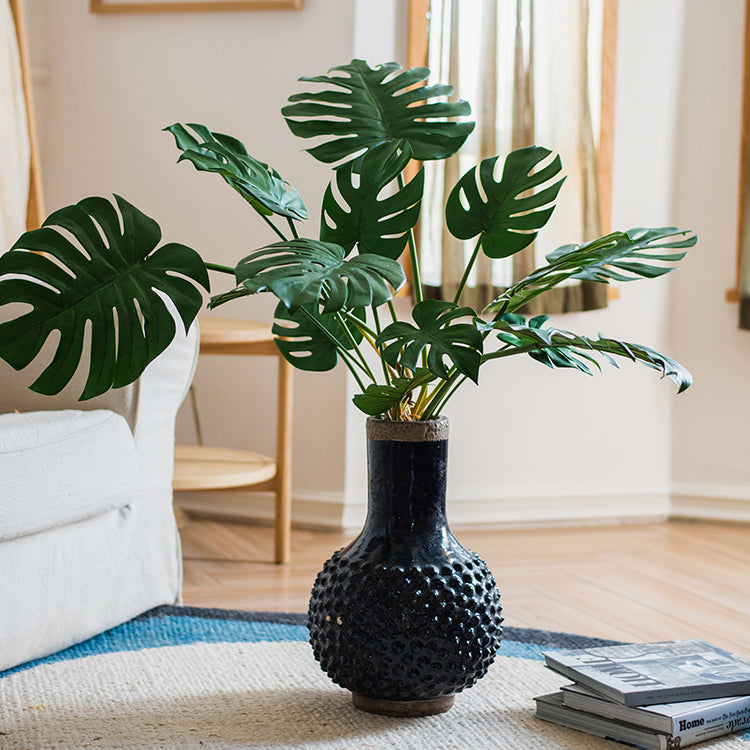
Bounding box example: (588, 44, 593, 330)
(308, 417, 504, 704)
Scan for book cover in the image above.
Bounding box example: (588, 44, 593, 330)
(543, 639, 750, 706)
(561, 682, 750, 735)
(535, 692, 750, 749)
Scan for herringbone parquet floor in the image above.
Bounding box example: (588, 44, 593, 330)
(180, 518, 750, 656)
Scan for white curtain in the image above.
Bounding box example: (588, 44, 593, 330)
(0, 0, 30, 252)
(421, 0, 608, 314)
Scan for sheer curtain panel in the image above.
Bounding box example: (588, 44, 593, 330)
(421, 0, 610, 314)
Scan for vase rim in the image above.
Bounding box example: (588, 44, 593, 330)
(366, 416, 449, 442)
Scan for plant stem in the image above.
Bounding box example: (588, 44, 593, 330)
(397, 173, 423, 305)
(340, 309, 378, 339)
(261, 214, 288, 242)
(412, 382, 433, 418)
(387, 300, 399, 323)
(420, 370, 460, 420)
(372, 306, 392, 386)
(344, 360, 367, 392)
(417, 320, 500, 418)
(453, 237, 483, 306)
(296, 306, 367, 391)
(287, 217, 300, 239)
(396, 172, 429, 390)
(485, 270, 569, 316)
(480, 343, 546, 363)
(343, 316, 385, 360)
(423, 374, 467, 420)
(204, 262, 236, 275)
(335, 312, 377, 383)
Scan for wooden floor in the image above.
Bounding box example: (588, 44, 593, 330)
(180, 518, 750, 657)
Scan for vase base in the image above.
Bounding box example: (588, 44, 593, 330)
(352, 692, 455, 717)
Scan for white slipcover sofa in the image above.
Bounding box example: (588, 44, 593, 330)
(0, 325, 198, 672)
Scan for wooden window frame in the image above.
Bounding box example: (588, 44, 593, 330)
(728, 0, 750, 303)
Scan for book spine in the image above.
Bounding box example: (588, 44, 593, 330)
(671, 700, 750, 747)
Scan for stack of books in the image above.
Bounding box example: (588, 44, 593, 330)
(535, 639, 750, 749)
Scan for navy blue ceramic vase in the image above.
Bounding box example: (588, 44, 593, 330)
(308, 417, 504, 716)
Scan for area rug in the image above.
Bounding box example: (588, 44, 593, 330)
(2, 606, 749, 750)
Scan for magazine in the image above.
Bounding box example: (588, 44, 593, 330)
(561, 682, 750, 735)
(543, 639, 750, 706)
(535, 692, 750, 749)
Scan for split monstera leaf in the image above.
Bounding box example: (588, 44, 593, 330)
(0, 60, 695, 419)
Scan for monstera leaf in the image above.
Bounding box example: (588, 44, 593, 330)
(235, 238, 405, 313)
(484, 314, 692, 393)
(320, 141, 424, 259)
(283, 60, 474, 166)
(543, 227, 696, 282)
(0, 195, 209, 399)
(445, 146, 565, 259)
(352, 369, 436, 416)
(271, 301, 364, 372)
(165, 123, 308, 221)
(486, 227, 697, 315)
(377, 299, 483, 382)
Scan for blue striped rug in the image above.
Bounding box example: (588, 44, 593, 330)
(1, 606, 748, 749)
(1, 605, 617, 677)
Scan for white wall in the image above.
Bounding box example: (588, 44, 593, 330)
(339, 0, 692, 532)
(22, 0, 746, 532)
(24, 0, 357, 527)
(670, 0, 750, 522)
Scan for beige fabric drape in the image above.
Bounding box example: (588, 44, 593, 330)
(421, 0, 608, 314)
(0, 0, 30, 251)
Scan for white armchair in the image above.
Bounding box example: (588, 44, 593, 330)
(0, 324, 198, 673)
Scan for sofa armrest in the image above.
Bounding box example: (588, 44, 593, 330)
(131, 323, 200, 488)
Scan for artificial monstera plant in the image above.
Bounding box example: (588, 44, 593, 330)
(0, 60, 695, 420)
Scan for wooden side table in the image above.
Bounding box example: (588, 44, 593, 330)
(173, 318, 293, 564)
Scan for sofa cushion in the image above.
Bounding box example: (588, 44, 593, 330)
(0, 409, 139, 542)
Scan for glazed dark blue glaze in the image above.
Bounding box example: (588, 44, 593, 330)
(308, 423, 504, 703)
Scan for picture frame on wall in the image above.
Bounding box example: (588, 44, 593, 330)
(90, 0, 304, 12)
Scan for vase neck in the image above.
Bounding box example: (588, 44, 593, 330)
(364, 432, 448, 537)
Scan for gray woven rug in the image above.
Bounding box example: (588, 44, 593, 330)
(2, 607, 748, 749)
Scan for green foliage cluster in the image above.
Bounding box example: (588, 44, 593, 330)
(0, 60, 695, 419)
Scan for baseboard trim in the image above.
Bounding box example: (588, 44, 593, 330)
(176, 485, 750, 533)
(176, 488, 672, 532)
(445, 491, 670, 530)
(670, 483, 750, 523)
(175, 489, 348, 532)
